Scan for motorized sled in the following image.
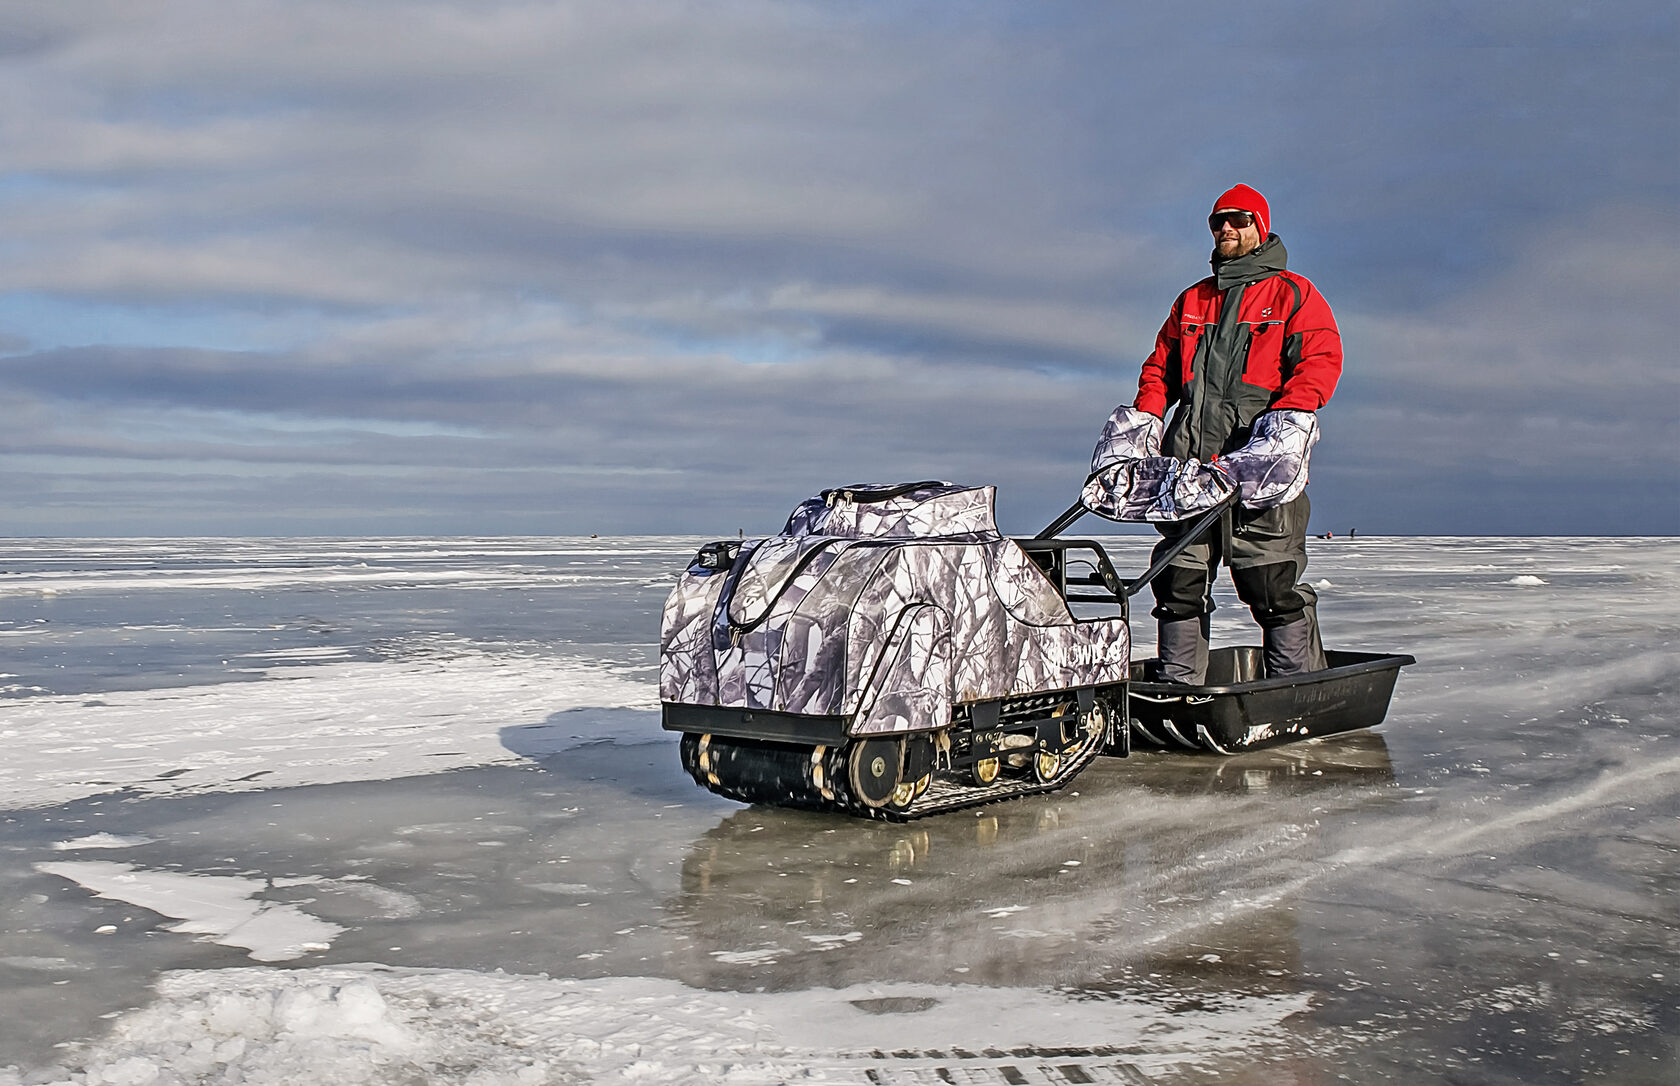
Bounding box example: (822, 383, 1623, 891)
(660, 482, 1130, 818)
(659, 475, 1411, 820)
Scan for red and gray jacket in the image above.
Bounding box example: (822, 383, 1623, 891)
(1135, 235, 1342, 463)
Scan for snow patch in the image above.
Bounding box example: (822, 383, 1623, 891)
(1506, 575, 1547, 586)
(710, 946, 786, 966)
(1, 643, 656, 809)
(2, 965, 1314, 1085)
(51, 834, 156, 851)
(34, 862, 344, 962)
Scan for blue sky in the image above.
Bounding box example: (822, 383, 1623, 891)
(1, 0, 1675, 536)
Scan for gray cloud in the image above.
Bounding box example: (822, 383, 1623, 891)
(0, 0, 1674, 537)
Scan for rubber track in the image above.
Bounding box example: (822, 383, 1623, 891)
(872, 731, 1108, 821)
(691, 724, 1109, 822)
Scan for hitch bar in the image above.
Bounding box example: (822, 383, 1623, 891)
(1034, 491, 1237, 597)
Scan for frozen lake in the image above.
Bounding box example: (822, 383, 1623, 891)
(0, 535, 1675, 1085)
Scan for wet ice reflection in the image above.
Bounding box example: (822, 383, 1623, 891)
(665, 733, 1399, 994)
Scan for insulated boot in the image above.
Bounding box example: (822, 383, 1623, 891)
(1263, 603, 1327, 678)
(1155, 614, 1210, 685)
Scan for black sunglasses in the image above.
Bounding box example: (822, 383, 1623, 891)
(1208, 210, 1256, 231)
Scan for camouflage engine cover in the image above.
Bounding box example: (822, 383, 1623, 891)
(659, 483, 1130, 736)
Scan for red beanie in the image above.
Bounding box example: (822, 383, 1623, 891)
(1212, 184, 1270, 239)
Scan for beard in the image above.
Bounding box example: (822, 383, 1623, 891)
(1214, 232, 1261, 259)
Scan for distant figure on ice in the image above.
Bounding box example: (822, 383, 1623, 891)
(1130, 184, 1344, 683)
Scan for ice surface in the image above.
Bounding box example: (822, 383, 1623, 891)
(0, 538, 662, 808)
(0, 535, 1676, 1084)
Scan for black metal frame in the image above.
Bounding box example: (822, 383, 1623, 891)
(1031, 493, 1234, 598)
(1013, 537, 1130, 619)
(661, 702, 850, 745)
(950, 683, 1125, 768)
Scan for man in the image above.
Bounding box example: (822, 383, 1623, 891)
(1131, 184, 1343, 683)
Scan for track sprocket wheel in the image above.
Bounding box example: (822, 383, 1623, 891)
(847, 737, 903, 808)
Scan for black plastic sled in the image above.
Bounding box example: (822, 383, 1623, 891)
(1128, 647, 1416, 755)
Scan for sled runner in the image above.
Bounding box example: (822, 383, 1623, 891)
(1128, 647, 1414, 754)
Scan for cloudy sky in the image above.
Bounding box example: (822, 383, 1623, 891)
(2, 0, 1675, 537)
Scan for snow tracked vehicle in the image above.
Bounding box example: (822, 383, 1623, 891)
(660, 480, 1413, 820)
(660, 482, 1150, 820)
(660, 483, 1137, 818)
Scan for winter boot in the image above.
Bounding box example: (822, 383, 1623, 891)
(1154, 613, 1210, 685)
(1263, 603, 1327, 678)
